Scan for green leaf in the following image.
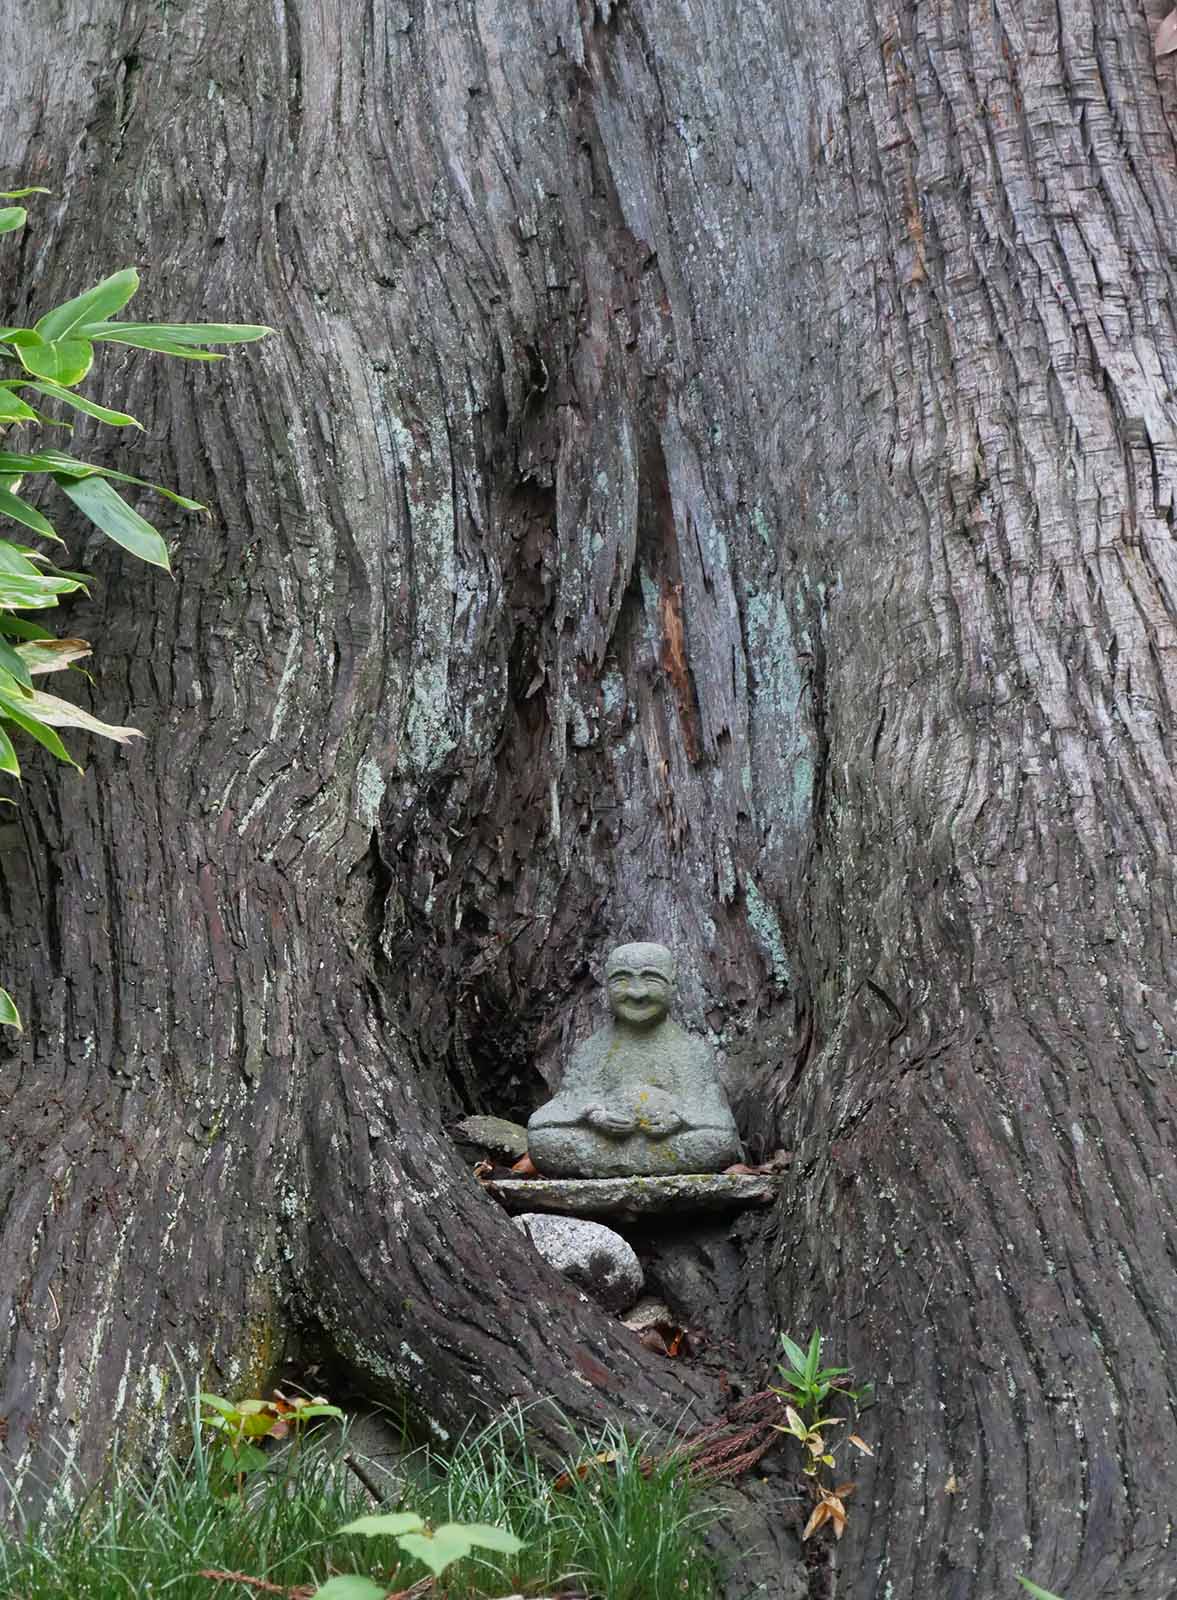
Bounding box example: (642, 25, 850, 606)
(288, 1403, 344, 1421)
(0, 478, 61, 541)
(779, 1334, 808, 1374)
(0, 451, 82, 473)
(17, 338, 94, 386)
(397, 1526, 478, 1578)
(24, 381, 141, 428)
(0, 723, 20, 777)
(77, 465, 203, 509)
(0, 571, 82, 608)
(0, 208, 27, 235)
(805, 1330, 822, 1383)
(445, 1522, 524, 1555)
(0, 329, 45, 348)
(0, 188, 50, 200)
(218, 1442, 269, 1475)
(1017, 1581, 1067, 1600)
(84, 319, 272, 348)
(0, 616, 55, 640)
(56, 475, 170, 570)
(338, 1512, 424, 1539)
(36, 269, 139, 343)
(198, 1393, 237, 1416)
(0, 388, 40, 422)
(310, 1579, 386, 1600)
(0, 448, 202, 510)
(0, 985, 21, 1030)
(0, 696, 79, 768)
(0, 638, 33, 692)
(0, 539, 49, 577)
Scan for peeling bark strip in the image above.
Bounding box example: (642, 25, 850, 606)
(2, 1, 1177, 1596)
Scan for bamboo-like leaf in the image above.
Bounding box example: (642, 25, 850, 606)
(17, 639, 91, 674)
(0, 449, 203, 507)
(17, 338, 94, 386)
(19, 686, 141, 744)
(0, 388, 40, 422)
(24, 380, 140, 428)
(0, 477, 61, 541)
(0, 638, 32, 691)
(1017, 1581, 1068, 1600)
(0, 616, 54, 640)
(0, 188, 51, 200)
(0, 695, 79, 768)
(56, 475, 170, 570)
(84, 319, 272, 348)
(36, 270, 139, 344)
(0, 571, 83, 608)
(0, 985, 21, 1030)
(0, 723, 20, 776)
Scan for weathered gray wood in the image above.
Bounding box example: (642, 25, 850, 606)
(1, 2, 1176, 1597)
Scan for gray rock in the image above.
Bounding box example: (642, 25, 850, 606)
(527, 941, 743, 1178)
(488, 1172, 779, 1220)
(514, 1212, 643, 1313)
(620, 1296, 675, 1333)
(450, 1114, 529, 1160)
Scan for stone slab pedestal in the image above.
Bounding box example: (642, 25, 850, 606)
(483, 1171, 780, 1220)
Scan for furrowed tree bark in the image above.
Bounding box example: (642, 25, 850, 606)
(3, 2, 1177, 1599)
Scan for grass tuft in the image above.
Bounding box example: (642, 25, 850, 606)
(0, 1403, 717, 1599)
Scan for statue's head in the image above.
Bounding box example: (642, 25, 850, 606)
(604, 942, 676, 1028)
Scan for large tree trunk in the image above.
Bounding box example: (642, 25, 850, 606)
(3, 1, 1177, 1597)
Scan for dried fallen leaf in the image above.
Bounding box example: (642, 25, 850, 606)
(638, 1327, 670, 1356)
(945, 1473, 959, 1495)
(552, 1450, 620, 1492)
(848, 1433, 874, 1455)
(1158, 8, 1177, 55)
(510, 1152, 537, 1176)
(473, 1158, 494, 1179)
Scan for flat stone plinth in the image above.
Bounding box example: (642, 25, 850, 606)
(483, 1172, 780, 1220)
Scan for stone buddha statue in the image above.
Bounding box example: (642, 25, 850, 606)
(526, 942, 743, 1178)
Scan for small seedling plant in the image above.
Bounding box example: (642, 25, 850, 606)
(772, 1330, 873, 1541)
(199, 1391, 343, 1497)
(312, 1511, 523, 1599)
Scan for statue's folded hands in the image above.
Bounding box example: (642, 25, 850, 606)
(527, 942, 743, 1178)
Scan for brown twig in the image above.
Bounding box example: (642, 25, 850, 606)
(197, 1572, 314, 1598)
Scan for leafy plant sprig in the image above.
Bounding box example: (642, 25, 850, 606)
(199, 1391, 343, 1497)
(0, 188, 270, 1027)
(313, 1511, 524, 1599)
(772, 1330, 873, 1541)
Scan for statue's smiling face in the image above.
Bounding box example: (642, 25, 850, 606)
(606, 962, 674, 1027)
